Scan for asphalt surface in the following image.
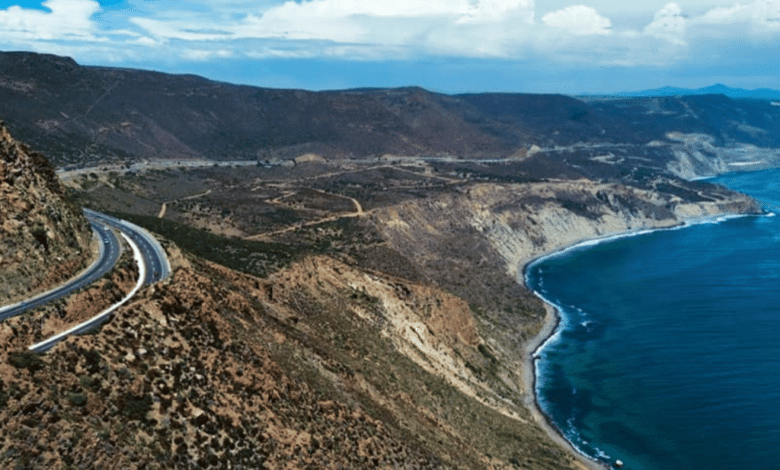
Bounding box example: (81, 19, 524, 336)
(0, 209, 170, 322)
(83, 209, 170, 284)
(0, 217, 122, 321)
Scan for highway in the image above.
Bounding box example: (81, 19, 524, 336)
(0, 218, 122, 321)
(83, 209, 170, 284)
(0, 208, 170, 351)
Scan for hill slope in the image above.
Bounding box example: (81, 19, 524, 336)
(0, 123, 92, 304)
(3, 52, 780, 179)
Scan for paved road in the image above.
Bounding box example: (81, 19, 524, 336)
(0, 209, 170, 321)
(0, 217, 122, 321)
(83, 209, 170, 284)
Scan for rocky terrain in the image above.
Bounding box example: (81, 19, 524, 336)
(0, 239, 587, 469)
(0, 52, 772, 470)
(0, 123, 93, 304)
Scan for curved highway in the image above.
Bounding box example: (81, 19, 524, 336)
(0, 218, 122, 321)
(83, 209, 170, 284)
(0, 208, 169, 327)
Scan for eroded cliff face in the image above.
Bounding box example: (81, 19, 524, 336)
(374, 178, 760, 280)
(370, 177, 761, 417)
(0, 123, 93, 304)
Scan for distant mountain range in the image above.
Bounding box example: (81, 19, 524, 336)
(4, 51, 780, 179)
(613, 84, 780, 99)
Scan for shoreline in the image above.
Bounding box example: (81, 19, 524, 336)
(517, 212, 761, 470)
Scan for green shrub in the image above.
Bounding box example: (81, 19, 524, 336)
(123, 393, 153, 420)
(8, 351, 45, 373)
(67, 392, 87, 407)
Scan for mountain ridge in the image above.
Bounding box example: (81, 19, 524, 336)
(611, 83, 780, 99)
(3, 51, 780, 181)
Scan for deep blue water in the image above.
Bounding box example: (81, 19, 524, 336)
(527, 168, 780, 470)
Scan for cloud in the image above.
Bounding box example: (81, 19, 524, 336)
(542, 5, 612, 36)
(643, 2, 686, 45)
(0, 0, 101, 41)
(7, 0, 774, 73)
(456, 0, 535, 25)
(230, 0, 535, 42)
(697, 0, 780, 30)
(181, 48, 235, 61)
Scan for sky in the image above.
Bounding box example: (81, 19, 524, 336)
(0, 0, 779, 94)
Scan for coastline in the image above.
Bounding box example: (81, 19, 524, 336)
(516, 212, 761, 470)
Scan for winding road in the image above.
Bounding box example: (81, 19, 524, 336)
(0, 209, 170, 351)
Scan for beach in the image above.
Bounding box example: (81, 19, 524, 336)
(516, 212, 760, 470)
(521, 298, 607, 470)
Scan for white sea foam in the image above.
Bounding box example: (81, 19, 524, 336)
(525, 211, 759, 467)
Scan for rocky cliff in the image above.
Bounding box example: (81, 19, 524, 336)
(0, 123, 93, 304)
(370, 177, 761, 416)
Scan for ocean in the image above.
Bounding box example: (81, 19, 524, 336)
(526, 168, 780, 470)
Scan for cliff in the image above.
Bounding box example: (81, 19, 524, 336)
(370, 177, 761, 417)
(0, 123, 93, 304)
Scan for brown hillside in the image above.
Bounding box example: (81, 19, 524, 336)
(0, 123, 92, 304)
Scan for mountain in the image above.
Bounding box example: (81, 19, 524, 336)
(0, 125, 589, 469)
(0, 123, 92, 304)
(0, 51, 773, 470)
(3, 51, 780, 180)
(614, 83, 780, 99)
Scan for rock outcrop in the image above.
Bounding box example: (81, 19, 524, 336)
(370, 177, 761, 415)
(0, 123, 93, 304)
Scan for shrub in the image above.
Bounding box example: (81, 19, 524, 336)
(8, 351, 45, 374)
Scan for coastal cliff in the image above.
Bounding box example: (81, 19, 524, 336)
(370, 177, 760, 434)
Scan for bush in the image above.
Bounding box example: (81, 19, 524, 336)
(67, 392, 88, 407)
(123, 393, 153, 420)
(8, 351, 45, 373)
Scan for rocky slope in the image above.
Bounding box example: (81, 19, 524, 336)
(0, 123, 93, 304)
(370, 176, 761, 413)
(0, 241, 584, 469)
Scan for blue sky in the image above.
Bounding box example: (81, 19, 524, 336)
(1, 0, 779, 94)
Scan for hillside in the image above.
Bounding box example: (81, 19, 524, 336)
(3, 52, 780, 179)
(0, 123, 93, 304)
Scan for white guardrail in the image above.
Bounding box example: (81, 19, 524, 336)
(28, 232, 146, 353)
(0, 225, 107, 315)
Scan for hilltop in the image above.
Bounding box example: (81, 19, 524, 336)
(2, 52, 780, 179)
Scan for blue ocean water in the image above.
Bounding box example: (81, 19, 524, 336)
(527, 168, 780, 470)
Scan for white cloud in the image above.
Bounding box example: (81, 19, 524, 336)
(542, 5, 612, 35)
(643, 2, 687, 45)
(9, 0, 777, 72)
(181, 48, 234, 61)
(456, 0, 535, 24)
(229, 0, 535, 43)
(697, 1, 780, 29)
(0, 0, 101, 41)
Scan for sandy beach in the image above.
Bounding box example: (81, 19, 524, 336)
(520, 280, 608, 470)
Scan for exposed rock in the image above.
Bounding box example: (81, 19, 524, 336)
(0, 123, 93, 304)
